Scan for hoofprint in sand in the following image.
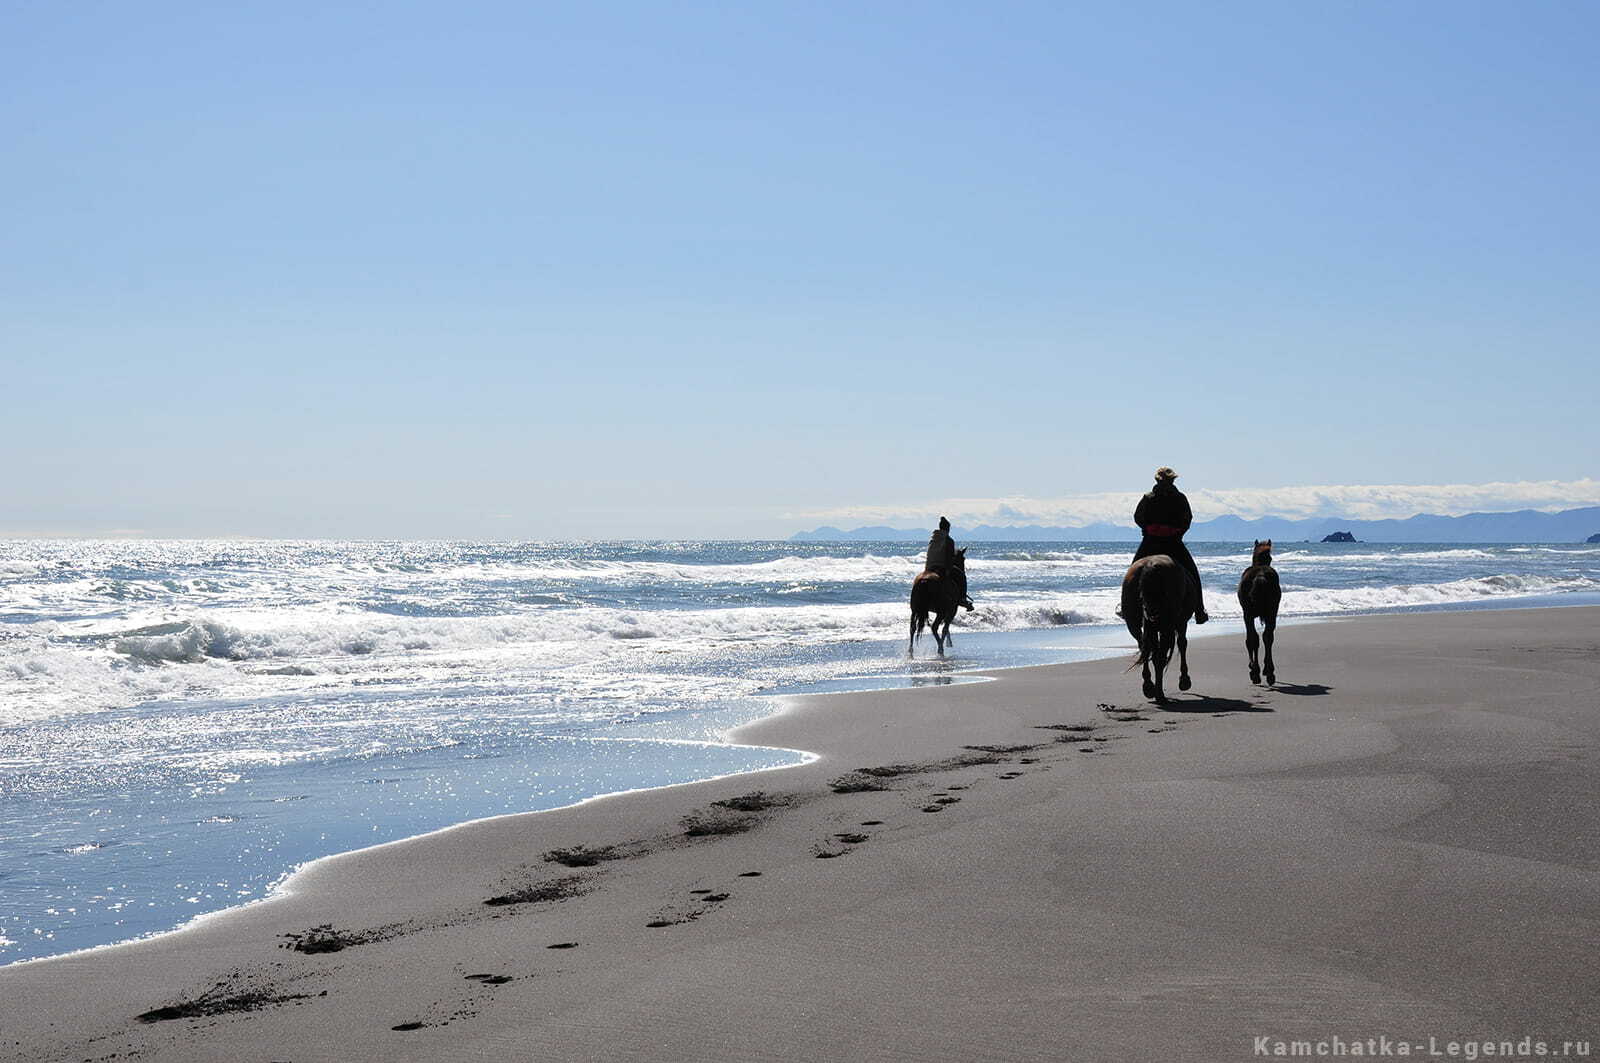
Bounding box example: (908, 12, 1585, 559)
(1, 607, 1596, 1062)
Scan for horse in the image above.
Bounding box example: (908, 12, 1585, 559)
(1237, 539, 1282, 685)
(1121, 554, 1196, 703)
(909, 548, 967, 657)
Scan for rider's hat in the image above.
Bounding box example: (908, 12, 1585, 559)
(938, 515, 951, 529)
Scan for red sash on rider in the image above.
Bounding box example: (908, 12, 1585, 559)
(1143, 523, 1184, 538)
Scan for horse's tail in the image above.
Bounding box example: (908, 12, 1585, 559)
(1138, 563, 1165, 628)
(909, 575, 932, 645)
(1137, 563, 1180, 668)
(1132, 631, 1152, 670)
(1123, 568, 1152, 669)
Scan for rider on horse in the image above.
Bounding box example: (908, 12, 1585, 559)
(1131, 468, 1208, 624)
(925, 516, 975, 611)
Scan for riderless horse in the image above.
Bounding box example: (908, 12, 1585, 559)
(1238, 539, 1282, 685)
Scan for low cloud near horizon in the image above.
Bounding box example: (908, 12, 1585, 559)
(791, 478, 1600, 531)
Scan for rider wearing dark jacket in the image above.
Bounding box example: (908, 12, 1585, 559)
(1132, 468, 1208, 623)
(925, 516, 974, 611)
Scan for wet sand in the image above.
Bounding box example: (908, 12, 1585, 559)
(2, 606, 1597, 1062)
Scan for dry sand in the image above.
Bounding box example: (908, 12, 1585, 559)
(2, 606, 1597, 1062)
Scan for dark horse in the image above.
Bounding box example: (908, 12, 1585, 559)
(1121, 555, 1196, 703)
(909, 548, 967, 657)
(1237, 539, 1282, 685)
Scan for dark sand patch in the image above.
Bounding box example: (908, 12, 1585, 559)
(682, 791, 798, 836)
(830, 750, 1013, 793)
(711, 790, 789, 813)
(137, 979, 322, 1024)
(542, 844, 628, 868)
(281, 923, 407, 955)
(483, 874, 589, 908)
(646, 909, 706, 927)
(829, 774, 893, 793)
(681, 808, 760, 837)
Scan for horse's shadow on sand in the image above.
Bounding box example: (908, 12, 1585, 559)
(1158, 694, 1272, 714)
(1266, 682, 1332, 696)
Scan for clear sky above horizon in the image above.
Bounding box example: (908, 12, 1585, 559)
(6, 1, 1597, 538)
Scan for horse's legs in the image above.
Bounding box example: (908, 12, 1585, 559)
(1139, 625, 1156, 698)
(1262, 614, 1276, 685)
(1243, 612, 1260, 683)
(1177, 624, 1191, 691)
(1151, 628, 1173, 703)
(908, 613, 917, 658)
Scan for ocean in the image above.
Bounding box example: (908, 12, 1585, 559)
(2, 538, 1597, 965)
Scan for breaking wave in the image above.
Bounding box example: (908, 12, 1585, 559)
(5, 567, 1593, 727)
(4, 534, 1598, 730)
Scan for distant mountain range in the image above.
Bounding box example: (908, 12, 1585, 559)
(790, 505, 1600, 544)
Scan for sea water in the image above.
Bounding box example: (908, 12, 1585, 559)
(3, 538, 1597, 963)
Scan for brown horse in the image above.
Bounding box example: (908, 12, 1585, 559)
(909, 548, 967, 657)
(1237, 539, 1282, 685)
(1121, 554, 1196, 703)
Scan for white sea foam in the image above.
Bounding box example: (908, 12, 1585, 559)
(408, 552, 1120, 585)
(1279, 573, 1598, 614)
(1267, 547, 1506, 564)
(5, 536, 1598, 732)
(6, 567, 1592, 728)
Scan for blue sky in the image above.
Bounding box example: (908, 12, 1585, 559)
(5, 1, 1597, 538)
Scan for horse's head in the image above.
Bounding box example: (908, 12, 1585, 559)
(1252, 539, 1273, 567)
(954, 547, 967, 570)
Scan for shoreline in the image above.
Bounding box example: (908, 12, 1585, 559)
(2, 604, 1597, 1060)
(5, 590, 1599, 972)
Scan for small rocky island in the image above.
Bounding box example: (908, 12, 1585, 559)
(1587, 532, 1600, 544)
(1322, 531, 1358, 543)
